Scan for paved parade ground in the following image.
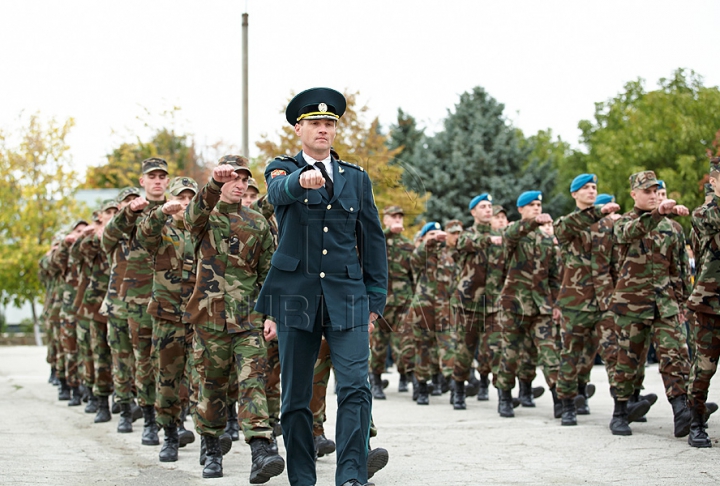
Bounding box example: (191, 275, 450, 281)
(0, 345, 718, 485)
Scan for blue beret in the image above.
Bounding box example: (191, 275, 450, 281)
(594, 194, 615, 206)
(570, 173, 598, 193)
(420, 221, 442, 238)
(516, 191, 542, 208)
(469, 193, 492, 210)
(657, 180, 666, 190)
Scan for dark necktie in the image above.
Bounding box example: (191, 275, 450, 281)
(314, 162, 334, 199)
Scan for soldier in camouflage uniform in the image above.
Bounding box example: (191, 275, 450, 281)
(553, 175, 622, 426)
(43, 237, 66, 399)
(184, 157, 284, 481)
(608, 170, 692, 437)
(407, 222, 456, 405)
(451, 194, 504, 410)
(686, 159, 720, 447)
(101, 186, 142, 434)
(136, 176, 200, 462)
(496, 191, 561, 419)
(370, 205, 415, 399)
(109, 158, 170, 446)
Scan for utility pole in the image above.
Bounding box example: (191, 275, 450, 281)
(242, 11, 249, 158)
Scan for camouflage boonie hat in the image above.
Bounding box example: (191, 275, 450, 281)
(492, 205, 506, 216)
(445, 219, 464, 233)
(100, 199, 119, 212)
(709, 157, 720, 174)
(383, 205, 404, 216)
(629, 170, 659, 190)
(116, 187, 141, 203)
(218, 155, 252, 176)
(142, 157, 169, 175)
(168, 176, 198, 196)
(247, 177, 260, 192)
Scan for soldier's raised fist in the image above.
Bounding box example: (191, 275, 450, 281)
(601, 202, 621, 214)
(299, 170, 325, 190)
(81, 225, 96, 237)
(672, 204, 689, 217)
(64, 234, 77, 244)
(130, 197, 149, 212)
(535, 213, 553, 225)
(213, 164, 239, 183)
(390, 223, 404, 234)
(658, 199, 677, 215)
(162, 200, 184, 215)
(489, 236, 503, 245)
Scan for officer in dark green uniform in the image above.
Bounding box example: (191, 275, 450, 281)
(256, 87, 388, 486)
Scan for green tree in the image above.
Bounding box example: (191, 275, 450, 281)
(406, 86, 563, 225)
(578, 68, 720, 229)
(0, 114, 82, 318)
(387, 108, 426, 200)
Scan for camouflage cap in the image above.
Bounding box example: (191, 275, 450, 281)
(168, 176, 198, 196)
(383, 205, 404, 216)
(492, 205, 506, 216)
(218, 155, 252, 176)
(116, 186, 141, 203)
(247, 177, 260, 192)
(709, 157, 720, 174)
(445, 219, 464, 233)
(100, 199, 119, 212)
(629, 170, 659, 190)
(71, 219, 89, 230)
(142, 157, 169, 175)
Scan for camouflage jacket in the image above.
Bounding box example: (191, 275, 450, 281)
(70, 236, 92, 312)
(100, 215, 131, 318)
(251, 195, 279, 248)
(408, 238, 455, 310)
(137, 206, 196, 323)
(383, 228, 415, 309)
(103, 200, 165, 307)
(610, 208, 689, 318)
(50, 239, 82, 317)
(451, 223, 505, 314)
(184, 179, 274, 333)
(77, 233, 110, 323)
(554, 206, 617, 312)
(499, 219, 560, 316)
(688, 196, 720, 314)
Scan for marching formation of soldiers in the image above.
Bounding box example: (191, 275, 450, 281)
(371, 161, 720, 448)
(36, 149, 720, 485)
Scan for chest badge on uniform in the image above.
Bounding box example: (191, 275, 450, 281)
(271, 169, 287, 179)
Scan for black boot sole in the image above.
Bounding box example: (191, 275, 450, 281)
(249, 456, 286, 484)
(627, 400, 651, 423)
(219, 434, 233, 455)
(179, 430, 195, 447)
(367, 447, 389, 479)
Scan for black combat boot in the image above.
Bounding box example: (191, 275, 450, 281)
(367, 444, 389, 479)
(94, 395, 112, 423)
(627, 390, 651, 423)
(131, 400, 143, 422)
(575, 382, 590, 415)
(609, 398, 632, 436)
(141, 405, 160, 445)
(416, 381, 429, 405)
(561, 398, 577, 426)
(532, 386, 545, 399)
(430, 373, 443, 396)
(178, 407, 195, 448)
(225, 402, 240, 441)
(688, 405, 712, 448)
(371, 374, 386, 400)
(58, 378, 71, 401)
(111, 392, 121, 414)
(398, 373, 409, 393)
(85, 389, 99, 413)
(453, 380, 466, 410)
(477, 374, 490, 401)
(518, 381, 535, 407)
(48, 366, 57, 384)
(117, 402, 133, 433)
(550, 386, 562, 419)
(409, 371, 419, 401)
(68, 386, 82, 406)
(199, 434, 232, 466)
(202, 435, 224, 478)
(159, 425, 179, 462)
(498, 389, 515, 418)
(315, 434, 336, 458)
(249, 437, 286, 484)
(705, 401, 718, 424)
(586, 383, 596, 399)
(670, 394, 692, 438)
(465, 369, 481, 397)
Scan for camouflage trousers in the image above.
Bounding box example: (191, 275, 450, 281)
(311, 339, 332, 436)
(76, 318, 95, 389)
(59, 316, 79, 387)
(107, 315, 136, 404)
(152, 317, 196, 428)
(51, 315, 64, 377)
(266, 339, 281, 426)
(497, 312, 559, 391)
(557, 310, 615, 399)
(128, 303, 156, 407)
(90, 319, 113, 397)
(192, 325, 272, 442)
(688, 312, 720, 416)
(370, 305, 414, 375)
(614, 313, 690, 401)
(477, 311, 504, 385)
(409, 311, 456, 383)
(577, 312, 619, 394)
(452, 307, 499, 382)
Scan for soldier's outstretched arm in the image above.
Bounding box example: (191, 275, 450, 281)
(356, 171, 388, 317)
(614, 210, 664, 243)
(78, 233, 100, 260)
(102, 210, 132, 254)
(184, 179, 221, 238)
(504, 219, 538, 247)
(554, 206, 603, 245)
(137, 205, 169, 256)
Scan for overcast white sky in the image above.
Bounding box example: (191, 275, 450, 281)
(1, 0, 718, 180)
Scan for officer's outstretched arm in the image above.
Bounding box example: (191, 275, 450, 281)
(264, 160, 309, 207)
